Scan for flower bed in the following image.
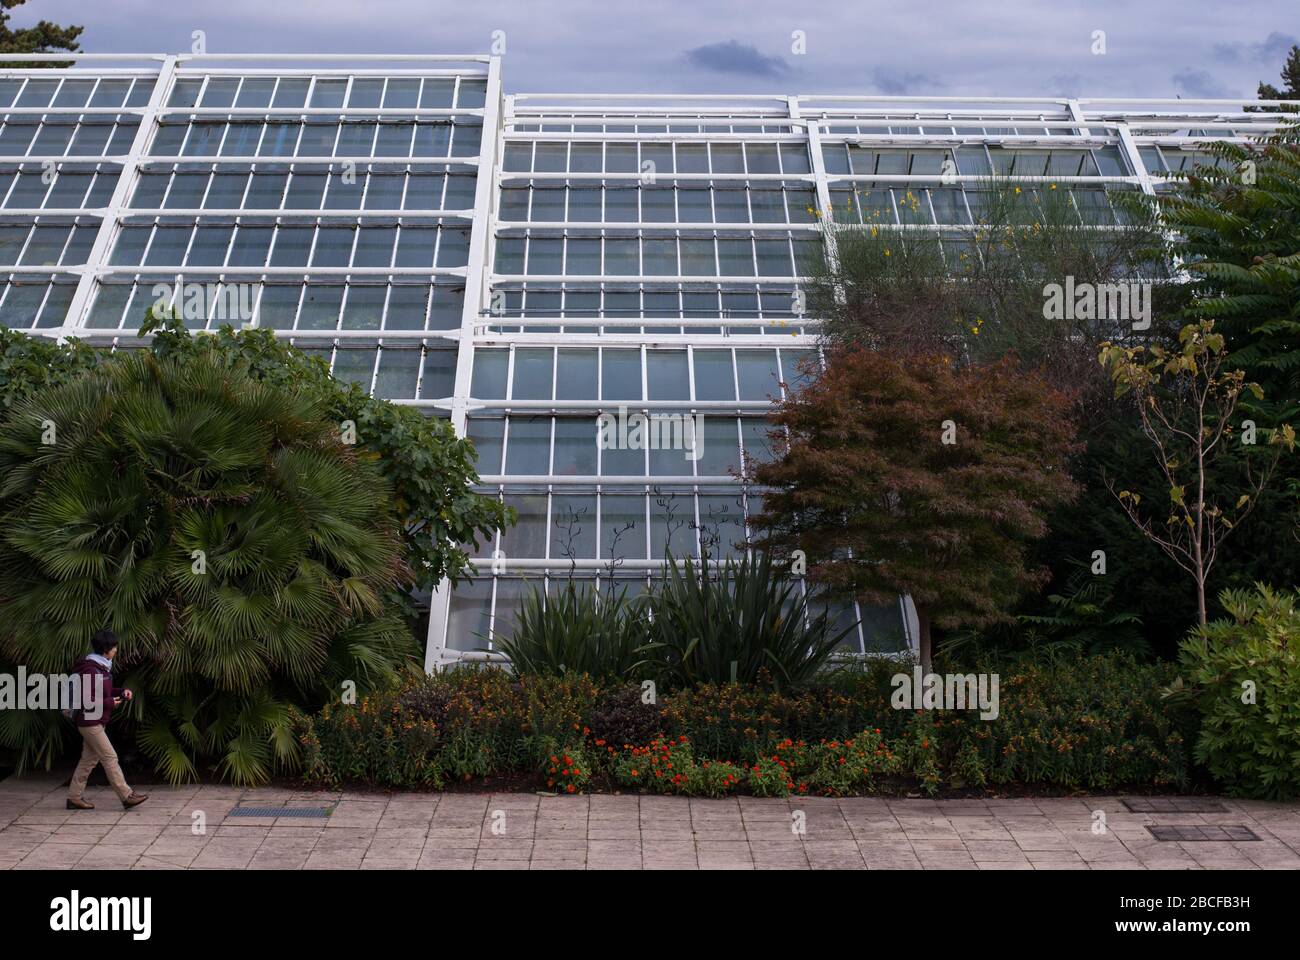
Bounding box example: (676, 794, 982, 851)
(296, 654, 1194, 796)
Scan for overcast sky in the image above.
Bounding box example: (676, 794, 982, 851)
(22, 0, 1300, 100)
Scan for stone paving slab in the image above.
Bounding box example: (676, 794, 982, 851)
(2, 771, 1299, 870)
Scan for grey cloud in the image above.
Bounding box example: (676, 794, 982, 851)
(682, 40, 789, 78)
(1049, 74, 1085, 98)
(870, 67, 938, 95)
(21, 0, 1300, 99)
(1212, 31, 1297, 64)
(1172, 68, 1236, 98)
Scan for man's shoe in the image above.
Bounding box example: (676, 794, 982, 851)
(66, 798, 94, 810)
(121, 793, 149, 809)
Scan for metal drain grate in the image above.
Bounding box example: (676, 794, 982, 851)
(1123, 797, 1227, 813)
(1147, 825, 1259, 842)
(227, 806, 331, 819)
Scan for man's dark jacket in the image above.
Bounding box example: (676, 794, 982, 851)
(72, 655, 116, 728)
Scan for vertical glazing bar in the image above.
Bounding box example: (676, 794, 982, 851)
(60, 55, 178, 335)
(424, 56, 503, 671)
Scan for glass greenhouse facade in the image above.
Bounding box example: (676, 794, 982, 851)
(0, 52, 1291, 667)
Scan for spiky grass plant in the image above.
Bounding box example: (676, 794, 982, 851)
(493, 579, 651, 681)
(644, 551, 855, 690)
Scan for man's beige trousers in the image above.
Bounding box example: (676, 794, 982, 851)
(69, 725, 132, 802)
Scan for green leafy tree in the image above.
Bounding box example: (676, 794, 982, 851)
(812, 179, 1168, 396)
(0, 0, 82, 67)
(942, 560, 1150, 665)
(0, 349, 416, 782)
(1099, 320, 1294, 626)
(812, 179, 1189, 651)
(1155, 124, 1300, 419)
(1257, 43, 1300, 101)
(1152, 122, 1300, 604)
(751, 349, 1080, 669)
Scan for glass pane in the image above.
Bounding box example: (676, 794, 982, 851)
(467, 417, 505, 474)
(471, 348, 508, 398)
(646, 350, 689, 400)
(551, 494, 597, 560)
(601, 349, 641, 401)
(736, 349, 780, 400)
(512, 347, 553, 400)
(256, 285, 300, 329)
(419, 345, 457, 398)
(505, 416, 551, 474)
(693, 348, 735, 401)
(696, 417, 740, 476)
(298, 285, 344, 329)
(501, 495, 548, 558)
(601, 494, 646, 560)
(332, 346, 377, 387)
(556, 348, 597, 399)
(269, 226, 312, 266)
(341, 285, 385, 329)
(552, 418, 597, 475)
(374, 347, 421, 399)
(446, 576, 492, 651)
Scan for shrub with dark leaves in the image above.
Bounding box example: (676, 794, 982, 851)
(588, 684, 665, 749)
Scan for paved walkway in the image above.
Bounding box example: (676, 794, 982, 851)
(2, 772, 1299, 869)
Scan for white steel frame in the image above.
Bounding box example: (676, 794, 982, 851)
(3, 54, 1295, 668)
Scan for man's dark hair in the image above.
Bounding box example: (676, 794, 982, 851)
(90, 630, 119, 656)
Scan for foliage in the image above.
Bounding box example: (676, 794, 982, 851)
(991, 123, 1300, 654)
(586, 683, 664, 749)
(641, 550, 854, 689)
(812, 178, 1169, 398)
(142, 317, 511, 603)
(494, 550, 851, 690)
(300, 667, 601, 788)
(492, 580, 650, 681)
(752, 349, 1080, 667)
(959, 654, 1191, 791)
(1176, 584, 1300, 799)
(1099, 320, 1294, 623)
(610, 731, 898, 798)
(544, 742, 594, 794)
(0, 349, 415, 783)
(296, 652, 1193, 796)
(943, 562, 1149, 661)
(1019, 568, 1148, 656)
(0, 320, 510, 630)
(656, 666, 901, 762)
(293, 696, 442, 789)
(1146, 126, 1300, 604)
(1257, 44, 1300, 102)
(0, 329, 101, 411)
(0, 0, 81, 66)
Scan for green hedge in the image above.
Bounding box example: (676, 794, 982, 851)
(297, 653, 1193, 796)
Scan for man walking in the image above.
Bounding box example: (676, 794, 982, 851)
(66, 630, 148, 811)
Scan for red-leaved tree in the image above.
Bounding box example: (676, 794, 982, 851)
(751, 349, 1080, 668)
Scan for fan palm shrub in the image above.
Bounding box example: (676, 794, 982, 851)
(492, 580, 651, 680)
(0, 349, 415, 783)
(644, 551, 855, 689)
